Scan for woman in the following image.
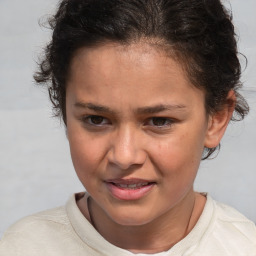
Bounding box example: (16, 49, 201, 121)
(1, 0, 255, 255)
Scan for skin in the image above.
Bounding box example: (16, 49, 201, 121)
(65, 42, 235, 253)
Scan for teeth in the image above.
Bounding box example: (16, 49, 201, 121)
(116, 182, 150, 189)
(118, 184, 129, 188)
(128, 184, 137, 188)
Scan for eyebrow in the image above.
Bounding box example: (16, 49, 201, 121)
(74, 102, 187, 115)
(74, 102, 115, 114)
(136, 104, 187, 114)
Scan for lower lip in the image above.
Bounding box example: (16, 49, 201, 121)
(106, 183, 155, 201)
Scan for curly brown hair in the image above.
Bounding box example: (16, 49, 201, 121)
(34, 0, 249, 159)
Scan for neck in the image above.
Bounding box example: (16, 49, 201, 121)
(85, 191, 205, 253)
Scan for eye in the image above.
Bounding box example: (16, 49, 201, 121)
(151, 117, 170, 126)
(83, 115, 110, 126)
(146, 117, 174, 127)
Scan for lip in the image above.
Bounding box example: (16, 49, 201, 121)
(105, 178, 156, 201)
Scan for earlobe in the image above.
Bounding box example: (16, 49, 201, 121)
(204, 90, 236, 149)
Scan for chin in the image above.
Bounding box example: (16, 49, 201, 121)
(109, 208, 157, 226)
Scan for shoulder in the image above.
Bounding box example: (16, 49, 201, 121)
(201, 197, 256, 255)
(2, 205, 69, 235)
(214, 199, 256, 236)
(0, 206, 73, 255)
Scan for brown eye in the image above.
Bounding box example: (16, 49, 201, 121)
(151, 117, 171, 126)
(82, 115, 110, 126)
(90, 116, 104, 125)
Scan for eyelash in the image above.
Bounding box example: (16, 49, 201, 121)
(82, 115, 111, 126)
(80, 115, 175, 129)
(145, 117, 174, 128)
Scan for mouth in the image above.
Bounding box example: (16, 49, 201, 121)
(105, 179, 156, 200)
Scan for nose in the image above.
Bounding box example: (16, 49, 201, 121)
(107, 125, 147, 170)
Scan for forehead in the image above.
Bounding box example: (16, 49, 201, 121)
(67, 42, 205, 111)
(70, 42, 174, 76)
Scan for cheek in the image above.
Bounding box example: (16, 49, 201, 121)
(149, 131, 204, 176)
(68, 129, 105, 180)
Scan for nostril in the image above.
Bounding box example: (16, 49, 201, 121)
(107, 150, 146, 170)
(107, 132, 147, 169)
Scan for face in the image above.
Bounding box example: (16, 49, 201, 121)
(66, 42, 211, 226)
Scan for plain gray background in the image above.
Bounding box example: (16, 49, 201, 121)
(0, 0, 255, 237)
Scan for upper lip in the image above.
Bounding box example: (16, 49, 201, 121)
(105, 178, 155, 185)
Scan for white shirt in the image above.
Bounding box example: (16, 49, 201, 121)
(0, 193, 256, 255)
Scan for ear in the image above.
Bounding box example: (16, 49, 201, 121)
(204, 90, 236, 149)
